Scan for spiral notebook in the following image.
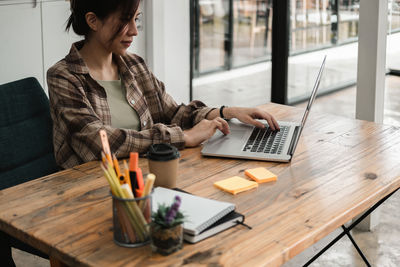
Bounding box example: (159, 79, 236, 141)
(152, 187, 235, 235)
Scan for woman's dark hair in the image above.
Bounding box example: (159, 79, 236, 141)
(66, 0, 140, 39)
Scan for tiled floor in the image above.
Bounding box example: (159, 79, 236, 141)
(12, 249, 48, 267)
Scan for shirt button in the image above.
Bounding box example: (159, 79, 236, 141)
(143, 121, 147, 127)
(130, 99, 135, 105)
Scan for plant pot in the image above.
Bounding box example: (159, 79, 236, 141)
(151, 223, 183, 255)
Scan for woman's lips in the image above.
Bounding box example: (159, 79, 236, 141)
(121, 41, 132, 47)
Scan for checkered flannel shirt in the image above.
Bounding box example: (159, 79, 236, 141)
(47, 41, 214, 169)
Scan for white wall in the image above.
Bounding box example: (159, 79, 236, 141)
(145, 0, 190, 104)
(0, 2, 43, 86)
(0, 0, 81, 92)
(164, 0, 191, 104)
(42, 1, 81, 91)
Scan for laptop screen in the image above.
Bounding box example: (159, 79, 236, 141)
(288, 56, 326, 156)
(300, 56, 327, 128)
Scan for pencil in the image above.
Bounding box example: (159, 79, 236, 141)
(101, 151, 106, 165)
(139, 174, 156, 211)
(143, 174, 156, 197)
(99, 130, 113, 167)
(123, 160, 131, 189)
(112, 154, 121, 178)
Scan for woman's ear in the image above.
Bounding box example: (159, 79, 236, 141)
(85, 12, 99, 31)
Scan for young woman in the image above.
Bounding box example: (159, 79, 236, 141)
(47, 0, 280, 169)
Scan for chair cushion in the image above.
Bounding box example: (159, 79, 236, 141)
(0, 77, 59, 190)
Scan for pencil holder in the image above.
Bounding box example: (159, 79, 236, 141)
(111, 192, 152, 247)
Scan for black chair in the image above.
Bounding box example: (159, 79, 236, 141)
(0, 77, 59, 266)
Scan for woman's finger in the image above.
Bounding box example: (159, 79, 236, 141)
(271, 115, 280, 131)
(255, 110, 278, 131)
(212, 119, 224, 132)
(264, 115, 276, 131)
(245, 116, 265, 129)
(216, 117, 230, 135)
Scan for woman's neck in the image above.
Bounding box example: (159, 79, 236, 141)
(79, 39, 119, 81)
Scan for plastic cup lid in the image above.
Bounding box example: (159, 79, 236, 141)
(147, 143, 180, 161)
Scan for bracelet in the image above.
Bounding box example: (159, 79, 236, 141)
(220, 105, 227, 119)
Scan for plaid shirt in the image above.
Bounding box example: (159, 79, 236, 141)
(47, 41, 214, 169)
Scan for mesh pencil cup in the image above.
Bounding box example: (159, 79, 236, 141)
(111, 192, 152, 247)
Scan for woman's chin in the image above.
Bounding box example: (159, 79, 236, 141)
(113, 47, 129, 56)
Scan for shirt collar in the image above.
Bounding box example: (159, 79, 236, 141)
(65, 41, 90, 75)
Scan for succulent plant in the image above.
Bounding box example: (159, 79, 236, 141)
(152, 195, 185, 230)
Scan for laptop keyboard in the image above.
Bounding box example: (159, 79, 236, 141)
(243, 125, 290, 154)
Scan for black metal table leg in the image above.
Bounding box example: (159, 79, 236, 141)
(302, 188, 398, 267)
(342, 225, 371, 267)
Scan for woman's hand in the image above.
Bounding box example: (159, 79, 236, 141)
(184, 118, 230, 147)
(225, 107, 280, 131)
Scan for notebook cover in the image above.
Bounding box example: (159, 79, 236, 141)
(183, 210, 244, 243)
(152, 187, 235, 235)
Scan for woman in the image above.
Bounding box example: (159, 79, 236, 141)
(47, 0, 280, 169)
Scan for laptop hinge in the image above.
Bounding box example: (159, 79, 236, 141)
(288, 126, 301, 156)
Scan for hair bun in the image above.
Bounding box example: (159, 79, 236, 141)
(65, 0, 140, 38)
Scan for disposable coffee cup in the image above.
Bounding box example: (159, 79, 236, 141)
(147, 143, 180, 188)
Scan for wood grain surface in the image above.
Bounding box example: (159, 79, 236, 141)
(1, 103, 400, 267)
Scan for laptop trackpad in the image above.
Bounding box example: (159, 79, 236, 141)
(203, 129, 248, 150)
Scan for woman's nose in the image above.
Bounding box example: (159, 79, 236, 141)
(127, 20, 138, 37)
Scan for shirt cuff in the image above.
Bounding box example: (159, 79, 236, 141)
(167, 125, 185, 150)
(193, 107, 216, 125)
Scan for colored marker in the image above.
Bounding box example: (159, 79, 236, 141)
(129, 152, 144, 197)
(129, 152, 139, 196)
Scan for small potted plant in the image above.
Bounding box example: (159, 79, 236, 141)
(151, 195, 185, 255)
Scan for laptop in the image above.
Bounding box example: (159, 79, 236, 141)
(201, 56, 326, 162)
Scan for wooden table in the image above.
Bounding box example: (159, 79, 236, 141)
(1, 103, 400, 266)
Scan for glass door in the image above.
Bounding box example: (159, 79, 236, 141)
(192, 0, 273, 108)
(287, 0, 360, 104)
(193, 0, 231, 76)
(232, 0, 273, 67)
(387, 0, 400, 73)
(386, 0, 400, 126)
(193, 0, 273, 76)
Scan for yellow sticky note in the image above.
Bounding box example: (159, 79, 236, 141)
(245, 167, 277, 183)
(214, 176, 258, 195)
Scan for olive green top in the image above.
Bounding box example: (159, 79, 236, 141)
(97, 79, 140, 130)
